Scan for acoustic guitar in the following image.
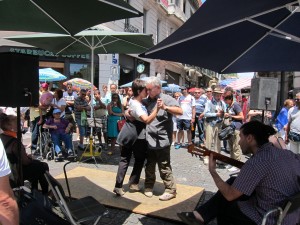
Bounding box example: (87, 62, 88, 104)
(188, 144, 245, 169)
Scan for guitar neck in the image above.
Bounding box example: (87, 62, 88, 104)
(189, 145, 244, 169)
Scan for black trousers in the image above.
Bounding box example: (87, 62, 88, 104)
(115, 139, 147, 188)
(23, 160, 49, 194)
(196, 177, 256, 225)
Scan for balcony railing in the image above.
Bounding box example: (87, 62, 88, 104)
(124, 23, 139, 33)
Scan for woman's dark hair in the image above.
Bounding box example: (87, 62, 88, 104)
(132, 79, 146, 97)
(224, 94, 233, 101)
(55, 88, 63, 99)
(111, 93, 122, 108)
(240, 121, 276, 146)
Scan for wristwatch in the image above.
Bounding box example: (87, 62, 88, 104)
(165, 106, 169, 112)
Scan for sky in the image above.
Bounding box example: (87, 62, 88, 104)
(237, 72, 254, 78)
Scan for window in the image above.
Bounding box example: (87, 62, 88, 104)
(143, 9, 148, 33)
(156, 20, 161, 43)
(124, 0, 130, 25)
(169, 27, 174, 36)
(69, 63, 90, 81)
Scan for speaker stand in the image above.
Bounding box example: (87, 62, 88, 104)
(262, 98, 271, 124)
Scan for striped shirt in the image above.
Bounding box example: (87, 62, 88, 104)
(232, 143, 300, 225)
(74, 96, 89, 121)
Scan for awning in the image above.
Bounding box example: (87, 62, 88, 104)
(219, 78, 237, 87)
(227, 78, 252, 90)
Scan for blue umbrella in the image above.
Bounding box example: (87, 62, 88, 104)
(120, 77, 167, 88)
(39, 68, 67, 82)
(162, 83, 181, 93)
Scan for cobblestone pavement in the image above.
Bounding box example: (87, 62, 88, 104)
(23, 132, 244, 225)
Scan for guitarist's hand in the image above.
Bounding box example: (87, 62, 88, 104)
(208, 153, 217, 175)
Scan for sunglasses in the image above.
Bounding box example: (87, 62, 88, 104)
(194, 92, 201, 94)
(206, 91, 212, 93)
(295, 98, 300, 102)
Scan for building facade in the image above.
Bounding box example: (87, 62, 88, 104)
(97, 0, 202, 91)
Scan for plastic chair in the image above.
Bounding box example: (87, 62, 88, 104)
(44, 171, 108, 225)
(261, 192, 300, 225)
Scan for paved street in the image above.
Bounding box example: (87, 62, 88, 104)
(23, 131, 240, 225)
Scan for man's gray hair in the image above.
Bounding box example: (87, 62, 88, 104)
(145, 76, 162, 88)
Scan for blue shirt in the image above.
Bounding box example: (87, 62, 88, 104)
(195, 95, 207, 114)
(275, 107, 288, 132)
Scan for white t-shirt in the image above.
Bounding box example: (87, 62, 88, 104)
(288, 106, 300, 134)
(52, 98, 67, 118)
(0, 139, 11, 177)
(129, 99, 148, 122)
(178, 94, 196, 120)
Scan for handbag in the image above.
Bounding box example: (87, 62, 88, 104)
(218, 108, 235, 140)
(288, 131, 300, 142)
(117, 118, 126, 131)
(218, 125, 235, 140)
(81, 110, 88, 126)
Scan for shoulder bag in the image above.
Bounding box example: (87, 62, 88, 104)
(218, 108, 235, 140)
(117, 117, 126, 131)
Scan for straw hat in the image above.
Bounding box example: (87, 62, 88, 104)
(213, 87, 223, 94)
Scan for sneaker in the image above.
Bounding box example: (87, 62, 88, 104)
(228, 166, 239, 172)
(57, 152, 63, 158)
(203, 156, 209, 165)
(113, 187, 124, 196)
(159, 192, 176, 201)
(225, 164, 232, 169)
(171, 142, 175, 146)
(144, 188, 153, 198)
(67, 150, 74, 157)
(129, 184, 140, 192)
(182, 143, 188, 147)
(175, 144, 181, 150)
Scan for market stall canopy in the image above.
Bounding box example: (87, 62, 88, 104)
(220, 78, 237, 87)
(227, 77, 252, 90)
(0, 0, 142, 35)
(140, 0, 300, 73)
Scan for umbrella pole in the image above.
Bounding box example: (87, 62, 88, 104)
(79, 37, 101, 166)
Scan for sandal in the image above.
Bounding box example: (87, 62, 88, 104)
(177, 212, 204, 225)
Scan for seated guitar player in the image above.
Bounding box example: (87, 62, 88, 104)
(178, 121, 300, 225)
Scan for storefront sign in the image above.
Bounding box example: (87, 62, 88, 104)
(112, 54, 118, 64)
(9, 47, 90, 59)
(137, 64, 145, 73)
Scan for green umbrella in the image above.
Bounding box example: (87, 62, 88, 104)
(0, 0, 142, 35)
(6, 27, 153, 117)
(6, 26, 153, 81)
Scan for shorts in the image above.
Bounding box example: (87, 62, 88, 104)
(172, 116, 178, 132)
(76, 119, 87, 137)
(177, 119, 192, 130)
(94, 116, 107, 133)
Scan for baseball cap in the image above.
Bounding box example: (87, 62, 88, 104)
(53, 108, 61, 114)
(179, 86, 187, 90)
(41, 83, 49, 89)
